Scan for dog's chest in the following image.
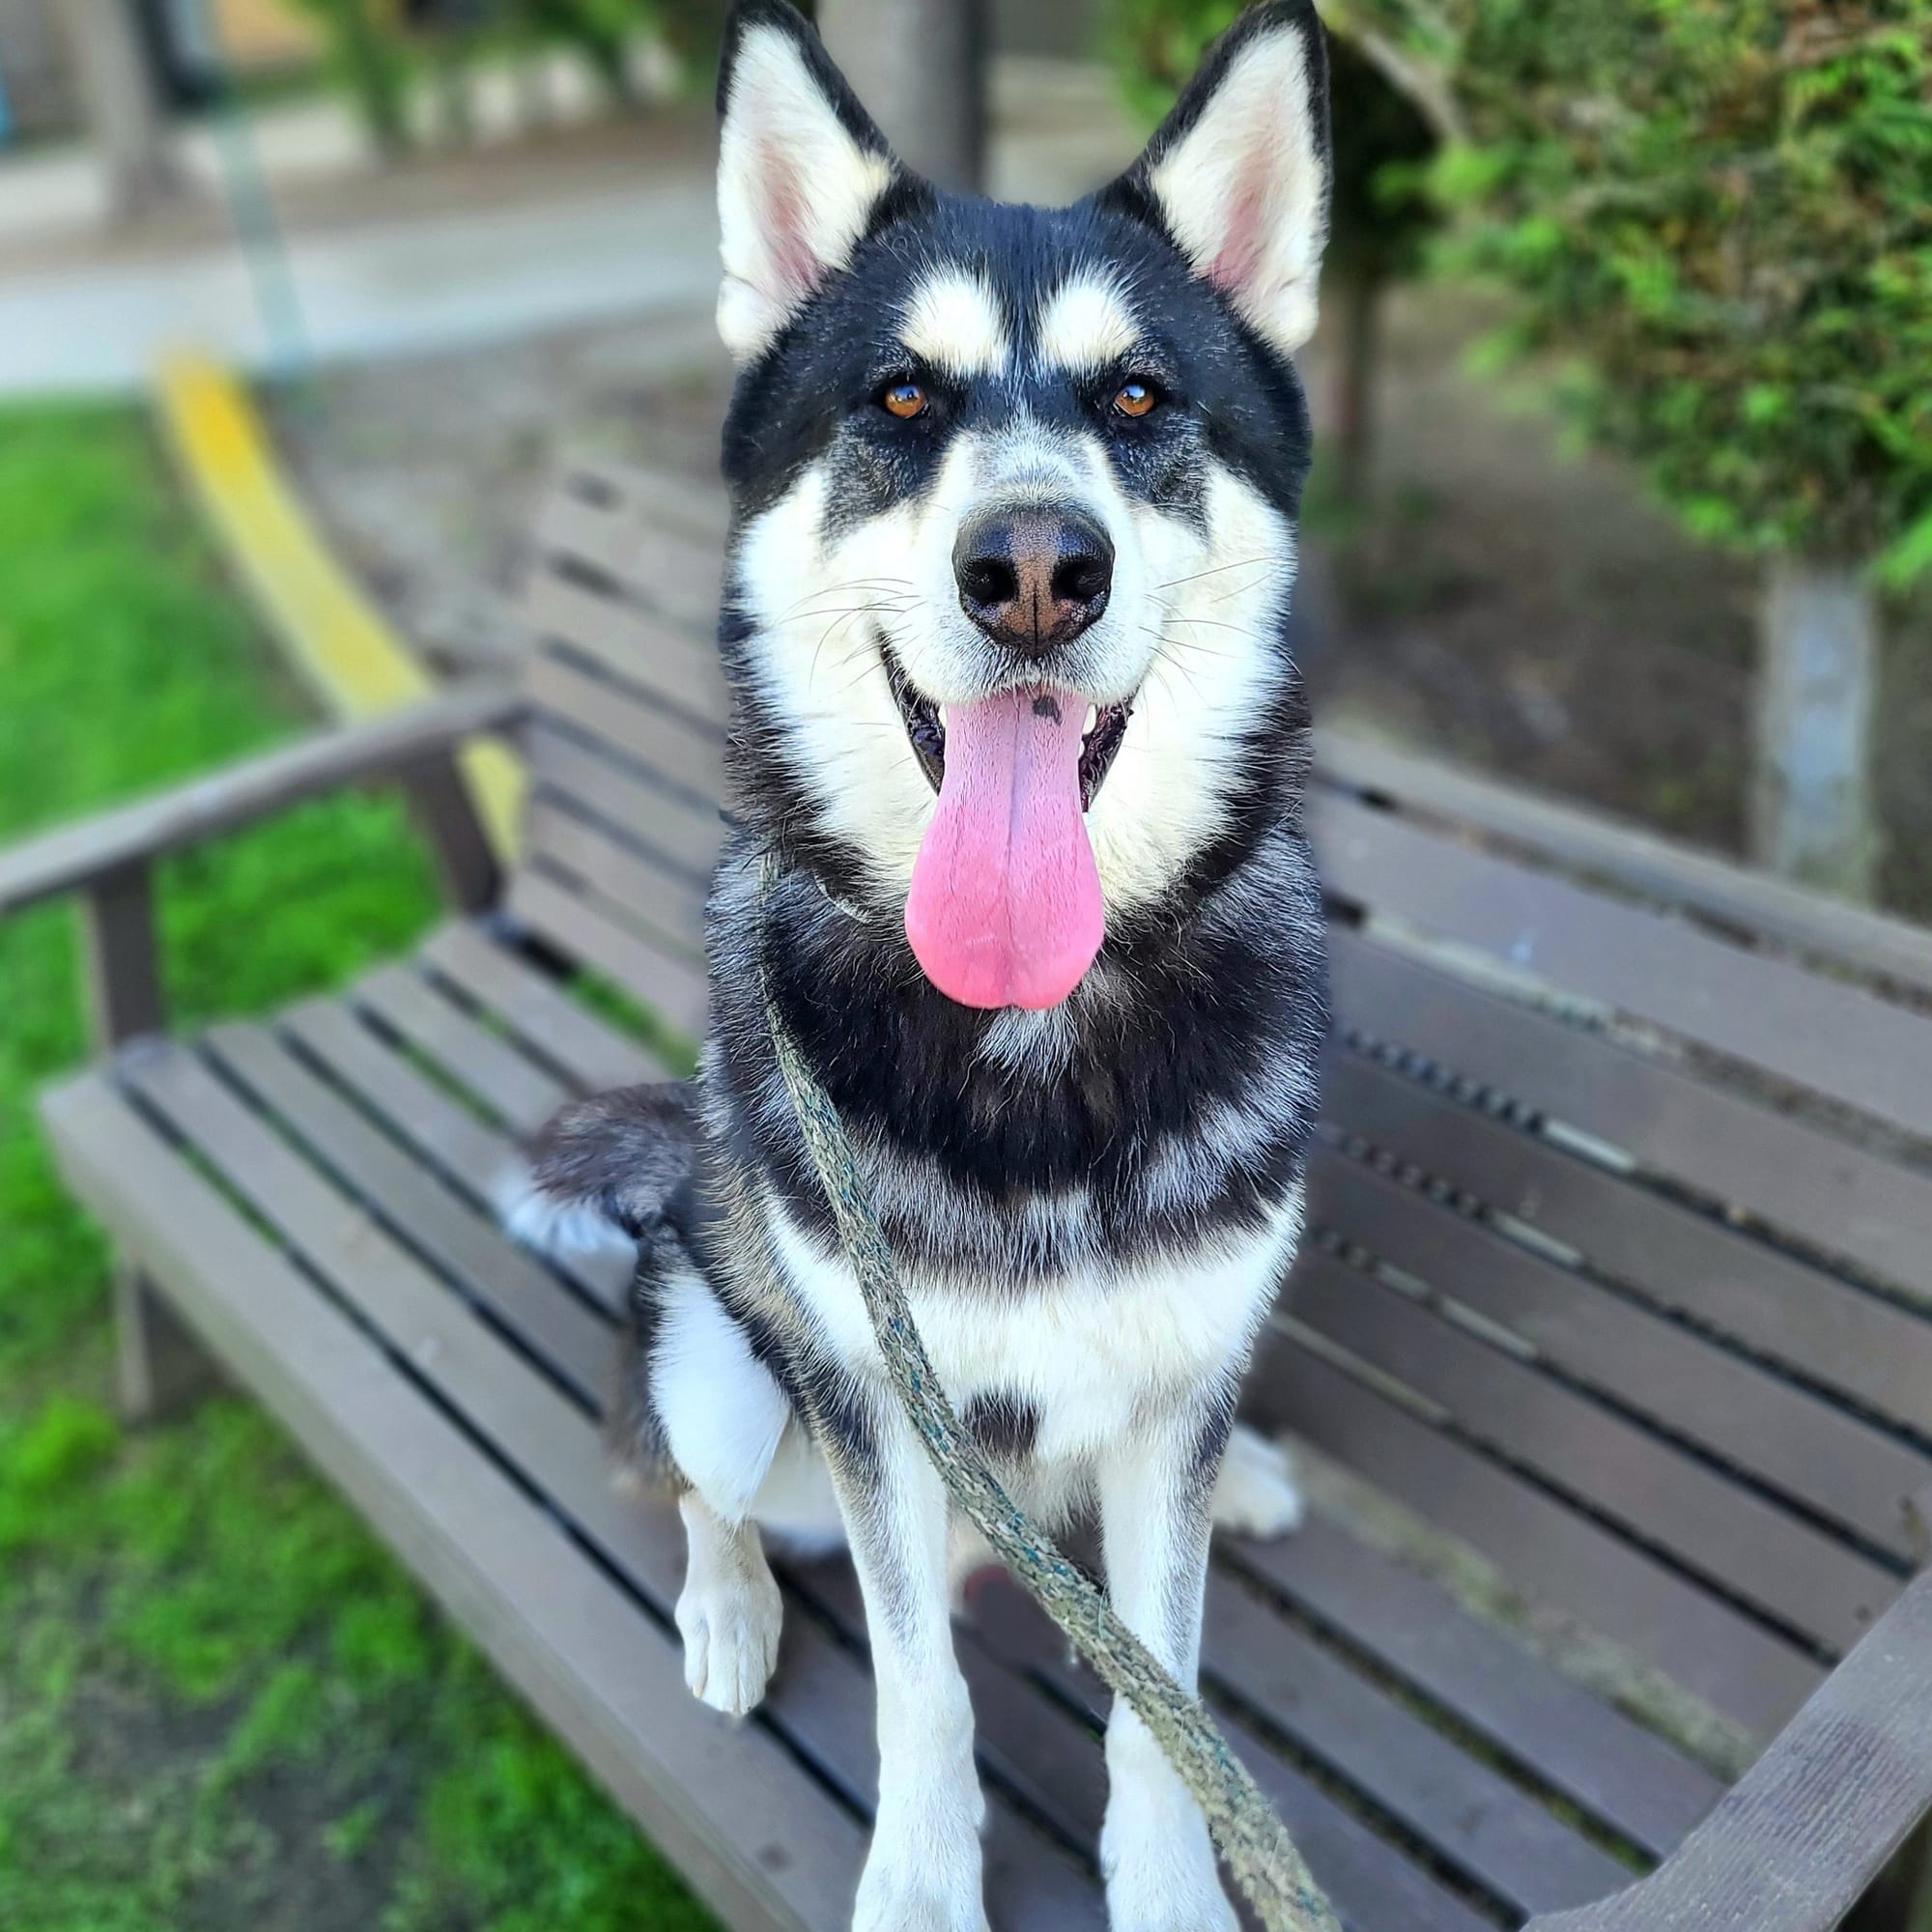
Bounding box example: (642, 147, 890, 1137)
(769, 1188, 1303, 1463)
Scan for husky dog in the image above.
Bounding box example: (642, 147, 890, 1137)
(523, 4, 1331, 1925)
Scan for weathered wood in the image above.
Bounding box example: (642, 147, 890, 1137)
(526, 652, 725, 805)
(1306, 1123, 1932, 1561)
(526, 722, 728, 880)
(418, 921, 668, 1092)
(526, 799, 711, 945)
(1318, 726, 1932, 994)
(1288, 1250, 1899, 1653)
(532, 504, 726, 639)
(1315, 789, 1932, 1144)
(505, 867, 711, 1039)
(1249, 1332, 1827, 1738)
(109, 1043, 1101, 1931)
(1526, 1569, 1932, 1932)
(0, 682, 523, 919)
(526, 575, 727, 722)
(1223, 1512, 1724, 1860)
(1328, 923, 1932, 1321)
(401, 751, 501, 915)
(80, 862, 207, 1420)
(40, 1066, 869, 1932)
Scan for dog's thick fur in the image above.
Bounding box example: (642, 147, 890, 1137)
(522, 7, 1332, 1925)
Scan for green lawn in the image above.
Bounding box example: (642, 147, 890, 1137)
(0, 402, 719, 1932)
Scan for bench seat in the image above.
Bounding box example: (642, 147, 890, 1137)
(45, 911, 1734, 1932)
(30, 457, 1932, 1931)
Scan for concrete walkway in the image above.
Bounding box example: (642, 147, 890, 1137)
(0, 60, 1137, 398)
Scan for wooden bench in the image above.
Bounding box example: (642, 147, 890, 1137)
(13, 457, 1932, 1932)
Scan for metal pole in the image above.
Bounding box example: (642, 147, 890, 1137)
(816, 0, 987, 192)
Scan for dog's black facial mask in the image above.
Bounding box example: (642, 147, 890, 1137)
(712, 0, 1332, 980)
(717, 0, 1330, 526)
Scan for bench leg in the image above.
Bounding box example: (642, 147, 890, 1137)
(115, 1263, 216, 1424)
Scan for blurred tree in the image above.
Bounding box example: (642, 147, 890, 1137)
(65, 0, 182, 214)
(1109, 2, 1439, 506)
(1430, 0, 1932, 897)
(818, 0, 986, 189)
(287, 0, 412, 152)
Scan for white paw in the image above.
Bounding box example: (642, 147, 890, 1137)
(1211, 1424, 1304, 1539)
(676, 1564, 782, 1717)
(1105, 1883, 1238, 1932)
(853, 1856, 989, 1932)
(1102, 1836, 1237, 1932)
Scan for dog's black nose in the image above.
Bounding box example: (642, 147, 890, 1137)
(953, 505, 1114, 654)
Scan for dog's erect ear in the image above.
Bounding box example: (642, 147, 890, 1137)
(1101, 1, 1331, 358)
(715, 1, 904, 364)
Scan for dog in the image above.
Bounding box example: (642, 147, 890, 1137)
(518, 4, 1332, 1926)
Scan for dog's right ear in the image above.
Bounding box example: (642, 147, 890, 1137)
(716, 1, 905, 364)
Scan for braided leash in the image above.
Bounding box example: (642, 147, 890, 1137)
(756, 851, 1344, 1932)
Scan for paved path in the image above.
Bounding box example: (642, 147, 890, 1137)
(0, 60, 1135, 398)
(0, 171, 718, 395)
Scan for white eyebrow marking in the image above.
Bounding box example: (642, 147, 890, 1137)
(899, 264, 1009, 378)
(1036, 269, 1141, 372)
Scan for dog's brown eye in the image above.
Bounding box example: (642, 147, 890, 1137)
(1114, 380, 1158, 419)
(882, 381, 928, 419)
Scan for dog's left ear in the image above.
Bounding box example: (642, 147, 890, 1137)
(715, 1, 907, 364)
(1101, 1, 1331, 358)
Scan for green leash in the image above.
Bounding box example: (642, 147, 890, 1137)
(755, 851, 1345, 1932)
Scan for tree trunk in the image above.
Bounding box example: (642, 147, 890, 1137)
(65, 0, 180, 218)
(1328, 263, 1383, 510)
(1751, 555, 1882, 900)
(816, 0, 987, 192)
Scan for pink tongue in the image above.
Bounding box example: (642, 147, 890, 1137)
(905, 688, 1104, 1009)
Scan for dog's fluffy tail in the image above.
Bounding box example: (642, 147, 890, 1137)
(497, 1081, 698, 1262)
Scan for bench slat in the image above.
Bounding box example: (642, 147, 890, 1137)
(526, 650, 725, 805)
(526, 721, 727, 880)
(1203, 1572, 1631, 1915)
(526, 798, 711, 945)
(1328, 924, 1932, 1402)
(1223, 1513, 1723, 1860)
(526, 575, 727, 722)
(1250, 1331, 1825, 1739)
(532, 500, 726, 638)
(43, 1067, 867, 1932)
(1315, 792, 1932, 1146)
(418, 921, 668, 1092)
(506, 867, 712, 1039)
(546, 460, 733, 557)
(1308, 1128, 1932, 1562)
(115, 1044, 1101, 1932)
(1289, 1250, 1898, 1652)
(204, 1021, 611, 1406)
(1315, 734, 1932, 1001)
(354, 960, 573, 1133)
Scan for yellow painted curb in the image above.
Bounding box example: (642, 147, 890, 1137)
(154, 352, 525, 860)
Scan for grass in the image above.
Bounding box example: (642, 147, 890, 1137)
(0, 401, 720, 1932)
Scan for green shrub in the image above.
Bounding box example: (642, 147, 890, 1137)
(1436, 0, 1932, 582)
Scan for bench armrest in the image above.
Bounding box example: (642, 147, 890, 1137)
(0, 681, 523, 921)
(1527, 1566, 1932, 1932)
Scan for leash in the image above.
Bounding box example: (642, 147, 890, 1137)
(755, 850, 1345, 1932)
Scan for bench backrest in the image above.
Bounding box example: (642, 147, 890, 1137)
(507, 460, 1932, 1749)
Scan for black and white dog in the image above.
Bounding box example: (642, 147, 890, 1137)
(525, 4, 1331, 1925)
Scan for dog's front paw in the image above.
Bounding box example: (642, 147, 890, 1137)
(852, 1860, 989, 1932)
(1102, 1770, 1237, 1932)
(676, 1561, 781, 1717)
(1211, 1424, 1304, 1539)
(1102, 1847, 1237, 1932)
